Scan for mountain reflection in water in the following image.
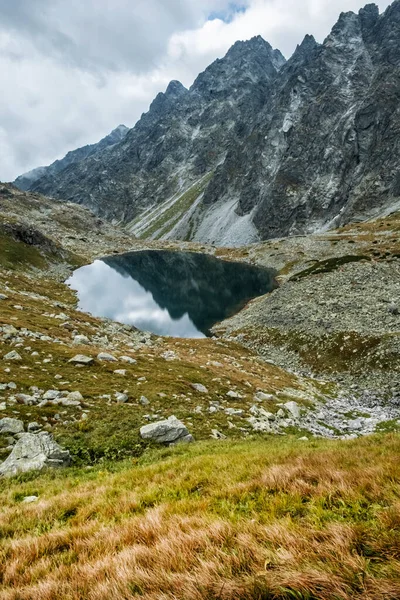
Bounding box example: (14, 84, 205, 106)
(67, 250, 277, 338)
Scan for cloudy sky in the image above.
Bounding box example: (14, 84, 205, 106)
(0, 0, 393, 181)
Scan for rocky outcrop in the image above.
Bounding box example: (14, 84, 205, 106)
(16, 2, 400, 246)
(0, 432, 71, 477)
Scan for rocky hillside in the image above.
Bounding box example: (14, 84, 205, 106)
(14, 124, 128, 192)
(14, 1, 400, 246)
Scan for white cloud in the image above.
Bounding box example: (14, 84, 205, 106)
(0, 0, 393, 181)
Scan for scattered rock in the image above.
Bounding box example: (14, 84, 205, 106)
(69, 354, 94, 365)
(0, 432, 71, 477)
(284, 401, 301, 420)
(140, 396, 150, 406)
(254, 391, 274, 402)
(97, 352, 117, 362)
(225, 408, 244, 416)
(114, 369, 126, 376)
(226, 390, 242, 399)
(73, 334, 90, 345)
(120, 356, 136, 364)
(22, 495, 39, 503)
(65, 391, 83, 402)
(115, 392, 129, 403)
(211, 429, 227, 440)
(0, 294, 8, 300)
(161, 351, 179, 361)
(15, 394, 36, 405)
(3, 351, 22, 361)
(140, 416, 193, 445)
(191, 383, 208, 394)
(27, 422, 41, 432)
(43, 390, 61, 400)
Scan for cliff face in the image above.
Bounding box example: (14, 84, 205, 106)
(16, 2, 400, 246)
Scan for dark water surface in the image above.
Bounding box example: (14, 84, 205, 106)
(67, 250, 276, 338)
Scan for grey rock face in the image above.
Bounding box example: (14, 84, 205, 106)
(17, 3, 400, 245)
(0, 417, 24, 435)
(14, 125, 129, 191)
(0, 432, 71, 477)
(140, 416, 193, 444)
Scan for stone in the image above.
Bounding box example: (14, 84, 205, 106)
(284, 401, 301, 420)
(97, 352, 117, 362)
(15, 394, 36, 405)
(298, 436, 309, 441)
(191, 383, 208, 394)
(114, 369, 127, 376)
(120, 356, 136, 364)
(115, 392, 129, 403)
(249, 405, 275, 420)
(0, 294, 8, 300)
(73, 334, 90, 345)
(3, 351, 22, 361)
(65, 391, 83, 402)
(60, 398, 81, 407)
(161, 351, 179, 361)
(43, 390, 61, 400)
(248, 417, 271, 432)
(389, 304, 399, 316)
(140, 416, 193, 445)
(211, 429, 227, 440)
(225, 408, 244, 416)
(0, 432, 71, 477)
(226, 390, 242, 399)
(0, 417, 24, 435)
(69, 354, 94, 365)
(140, 396, 150, 406)
(254, 391, 274, 402)
(22, 495, 39, 503)
(27, 422, 41, 432)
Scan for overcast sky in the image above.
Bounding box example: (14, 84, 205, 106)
(0, 0, 393, 181)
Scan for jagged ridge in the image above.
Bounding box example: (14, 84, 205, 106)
(15, 1, 400, 246)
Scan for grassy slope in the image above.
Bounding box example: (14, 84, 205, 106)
(1, 434, 400, 599)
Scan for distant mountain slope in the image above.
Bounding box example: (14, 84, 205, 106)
(14, 124, 129, 191)
(17, 1, 400, 246)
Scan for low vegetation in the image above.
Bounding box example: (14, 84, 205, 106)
(1, 434, 400, 599)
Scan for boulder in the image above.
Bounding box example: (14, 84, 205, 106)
(69, 354, 94, 365)
(0, 432, 71, 477)
(97, 352, 117, 362)
(0, 417, 24, 435)
(140, 416, 193, 445)
(73, 334, 90, 345)
(284, 401, 301, 420)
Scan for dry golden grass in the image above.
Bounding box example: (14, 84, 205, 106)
(1, 434, 400, 599)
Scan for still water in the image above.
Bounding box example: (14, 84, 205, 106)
(67, 250, 276, 338)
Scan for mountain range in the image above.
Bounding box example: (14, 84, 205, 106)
(14, 1, 400, 246)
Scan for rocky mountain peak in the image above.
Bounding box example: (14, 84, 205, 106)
(165, 80, 188, 98)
